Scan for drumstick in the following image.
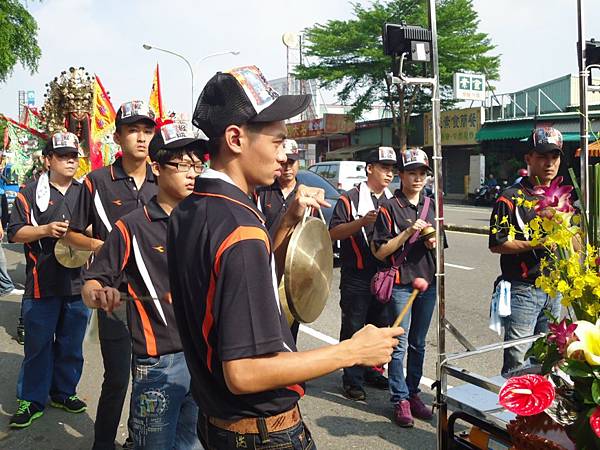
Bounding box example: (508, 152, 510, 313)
(392, 278, 429, 327)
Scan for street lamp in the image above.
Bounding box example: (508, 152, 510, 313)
(143, 44, 240, 116)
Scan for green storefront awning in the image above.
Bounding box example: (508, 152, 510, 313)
(476, 121, 534, 142)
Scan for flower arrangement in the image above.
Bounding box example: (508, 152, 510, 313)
(494, 169, 600, 448)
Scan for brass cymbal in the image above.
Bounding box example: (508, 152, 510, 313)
(278, 280, 295, 327)
(284, 216, 333, 323)
(421, 226, 436, 240)
(54, 238, 93, 268)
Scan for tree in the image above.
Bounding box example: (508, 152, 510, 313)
(295, 0, 500, 151)
(0, 0, 41, 83)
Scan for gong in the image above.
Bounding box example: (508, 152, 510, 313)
(282, 215, 333, 324)
(54, 238, 93, 268)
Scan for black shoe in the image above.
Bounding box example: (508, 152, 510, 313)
(365, 372, 389, 390)
(343, 384, 366, 401)
(9, 399, 44, 428)
(50, 395, 87, 413)
(121, 437, 134, 449)
(16, 317, 25, 345)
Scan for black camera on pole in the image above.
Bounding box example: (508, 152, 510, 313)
(383, 24, 433, 62)
(586, 39, 600, 87)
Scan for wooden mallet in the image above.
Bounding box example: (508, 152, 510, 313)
(392, 277, 429, 327)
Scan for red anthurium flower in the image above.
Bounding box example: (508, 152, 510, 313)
(548, 319, 578, 354)
(532, 176, 574, 213)
(499, 375, 555, 416)
(590, 407, 600, 439)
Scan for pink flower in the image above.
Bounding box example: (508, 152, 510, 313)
(548, 319, 578, 354)
(532, 176, 574, 213)
(591, 407, 600, 439)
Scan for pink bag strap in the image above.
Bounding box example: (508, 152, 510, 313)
(390, 195, 431, 267)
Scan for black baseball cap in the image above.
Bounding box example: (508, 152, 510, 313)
(115, 100, 156, 128)
(192, 65, 311, 139)
(43, 132, 81, 156)
(527, 127, 564, 154)
(148, 121, 209, 161)
(364, 147, 397, 165)
(399, 148, 432, 171)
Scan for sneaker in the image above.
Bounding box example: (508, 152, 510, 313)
(394, 400, 414, 428)
(10, 288, 25, 295)
(342, 384, 366, 401)
(50, 395, 87, 413)
(16, 317, 25, 345)
(9, 399, 44, 428)
(364, 371, 389, 390)
(409, 394, 433, 420)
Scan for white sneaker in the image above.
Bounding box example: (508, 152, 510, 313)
(10, 288, 24, 295)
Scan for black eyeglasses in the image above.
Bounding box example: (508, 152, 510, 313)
(163, 161, 206, 174)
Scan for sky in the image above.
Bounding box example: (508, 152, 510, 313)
(1, 0, 599, 120)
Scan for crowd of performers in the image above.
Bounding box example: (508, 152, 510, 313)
(4, 64, 563, 450)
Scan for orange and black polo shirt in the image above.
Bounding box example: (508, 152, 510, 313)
(329, 186, 384, 275)
(256, 180, 299, 237)
(84, 196, 182, 357)
(168, 172, 302, 420)
(489, 179, 548, 284)
(372, 191, 440, 286)
(7, 177, 83, 299)
(69, 157, 157, 242)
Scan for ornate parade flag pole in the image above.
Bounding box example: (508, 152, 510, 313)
(149, 63, 165, 121)
(90, 75, 116, 169)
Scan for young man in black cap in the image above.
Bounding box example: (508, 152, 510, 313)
(8, 132, 89, 429)
(489, 127, 562, 376)
(82, 121, 206, 450)
(65, 100, 157, 450)
(168, 65, 403, 449)
(329, 147, 396, 401)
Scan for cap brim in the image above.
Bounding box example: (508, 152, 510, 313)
(51, 146, 80, 156)
(286, 153, 300, 161)
(402, 162, 431, 172)
(117, 115, 156, 126)
(369, 159, 397, 165)
(163, 137, 207, 150)
(532, 143, 563, 154)
(251, 94, 312, 123)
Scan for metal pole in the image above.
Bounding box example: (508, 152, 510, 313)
(427, 1, 446, 449)
(577, 0, 590, 237)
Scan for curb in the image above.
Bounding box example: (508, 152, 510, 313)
(444, 224, 489, 235)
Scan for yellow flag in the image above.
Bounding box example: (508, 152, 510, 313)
(149, 64, 164, 120)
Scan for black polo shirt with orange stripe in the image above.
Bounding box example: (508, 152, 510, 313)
(329, 186, 384, 276)
(372, 191, 438, 285)
(256, 180, 299, 237)
(7, 177, 83, 299)
(168, 171, 302, 420)
(69, 157, 157, 242)
(84, 196, 182, 357)
(489, 179, 548, 284)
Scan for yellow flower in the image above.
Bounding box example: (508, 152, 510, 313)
(566, 320, 600, 366)
(557, 280, 570, 294)
(500, 215, 508, 225)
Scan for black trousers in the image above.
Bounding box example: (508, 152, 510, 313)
(92, 309, 132, 450)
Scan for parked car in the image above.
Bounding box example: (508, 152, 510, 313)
(308, 161, 366, 192)
(296, 169, 340, 226)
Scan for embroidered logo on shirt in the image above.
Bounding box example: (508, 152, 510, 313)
(153, 245, 165, 253)
(112, 199, 123, 206)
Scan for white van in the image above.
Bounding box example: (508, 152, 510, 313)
(308, 161, 367, 191)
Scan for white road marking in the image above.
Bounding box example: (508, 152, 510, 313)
(298, 324, 451, 390)
(445, 230, 488, 237)
(445, 263, 474, 271)
(445, 206, 492, 214)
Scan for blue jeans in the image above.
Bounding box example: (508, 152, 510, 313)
(199, 416, 315, 450)
(132, 351, 202, 450)
(501, 281, 561, 375)
(339, 269, 388, 387)
(17, 295, 90, 408)
(0, 243, 15, 295)
(388, 283, 436, 403)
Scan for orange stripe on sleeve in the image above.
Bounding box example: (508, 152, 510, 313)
(114, 220, 131, 271)
(380, 206, 393, 232)
(339, 195, 352, 220)
(16, 192, 31, 224)
(286, 384, 305, 397)
(129, 284, 158, 356)
(84, 177, 93, 194)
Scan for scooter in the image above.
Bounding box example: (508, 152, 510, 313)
(474, 184, 501, 205)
